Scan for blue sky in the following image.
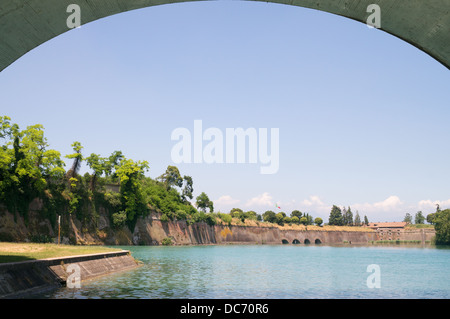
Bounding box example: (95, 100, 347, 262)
(1, 1, 449, 222)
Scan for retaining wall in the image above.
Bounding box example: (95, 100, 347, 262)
(130, 216, 379, 245)
(376, 228, 436, 242)
(0, 250, 140, 298)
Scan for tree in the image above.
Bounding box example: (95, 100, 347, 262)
(218, 213, 232, 225)
(159, 165, 183, 190)
(0, 115, 14, 140)
(196, 192, 213, 212)
(230, 208, 248, 222)
(343, 206, 353, 226)
(0, 118, 65, 218)
(415, 211, 425, 224)
(342, 207, 347, 224)
(245, 211, 258, 221)
(299, 216, 308, 225)
(85, 153, 107, 190)
(427, 204, 441, 225)
(304, 213, 313, 225)
(112, 210, 127, 228)
(262, 210, 276, 223)
(2, 121, 64, 193)
(230, 208, 244, 219)
(105, 150, 124, 178)
(434, 209, 450, 245)
(283, 216, 292, 224)
(403, 213, 413, 224)
(275, 212, 286, 225)
(427, 213, 437, 225)
(181, 175, 193, 202)
(65, 141, 83, 179)
(291, 216, 300, 224)
(15, 124, 65, 191)
(314, 217, 323, 226)
(364, 215, 369, 226)
(354, 211, 361, 226)
(329, 205, 343, 226)
(291, 210, 302, 219)
(115, 158, 150, 223)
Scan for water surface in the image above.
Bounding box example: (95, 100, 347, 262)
(42, 244, 450, 299)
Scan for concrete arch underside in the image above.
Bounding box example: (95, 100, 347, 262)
(0, 0, 449, 72)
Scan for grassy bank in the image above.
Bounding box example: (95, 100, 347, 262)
(0, 242, 122, 263)
(405, 224, 435, 229)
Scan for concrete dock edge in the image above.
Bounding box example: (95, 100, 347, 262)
(0, 250, 141, 298)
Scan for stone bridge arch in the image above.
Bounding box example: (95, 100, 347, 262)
(0, 0, 449, 72)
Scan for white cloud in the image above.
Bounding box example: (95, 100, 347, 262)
(352, 196, 402, 212)
(294, 195, 406, 221)
(417, 199, 450, 211)
(214, 195, 241, 207)
(214, 193, 450, 222)
(297, 195, 331, 215)
(245, 192, 274, 208)
(372, 195, 402, 210)
(349, 195, 405, 221)
(302, 195, 325, 207)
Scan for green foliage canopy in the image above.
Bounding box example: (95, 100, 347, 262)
(434, 209, 450, 244)
(196, 192, 214, 213)
(329, 205, 343, 226)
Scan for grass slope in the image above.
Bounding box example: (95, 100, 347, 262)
(0, 242, 121, 263)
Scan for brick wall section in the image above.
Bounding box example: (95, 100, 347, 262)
(376, 228, 436, 242)
(131, 217, 379, 245)
(0, 251, 140, 298)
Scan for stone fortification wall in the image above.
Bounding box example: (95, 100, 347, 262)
(376, 228, 435, 242)
(130, 215, 378, 246)
(0, 203, 434, 246)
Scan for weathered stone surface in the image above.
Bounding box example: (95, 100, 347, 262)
(128, 215, 379, 245)
(0, 203, 435, 246)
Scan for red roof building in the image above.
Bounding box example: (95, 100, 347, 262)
(367, 222, 408, 230)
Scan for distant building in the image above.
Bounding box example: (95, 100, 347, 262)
(368, 222, 409, 241)
(367, 222, 408, 230)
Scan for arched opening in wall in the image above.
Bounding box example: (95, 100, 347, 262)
(304, 239, 311, 244)
(282, 239, 289, 244)
(315, 239, 322, 244)
(292, 239, 300, 244)
(1, 1, 447, 256)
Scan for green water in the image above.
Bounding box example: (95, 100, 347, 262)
(42, 244, 450, 299)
